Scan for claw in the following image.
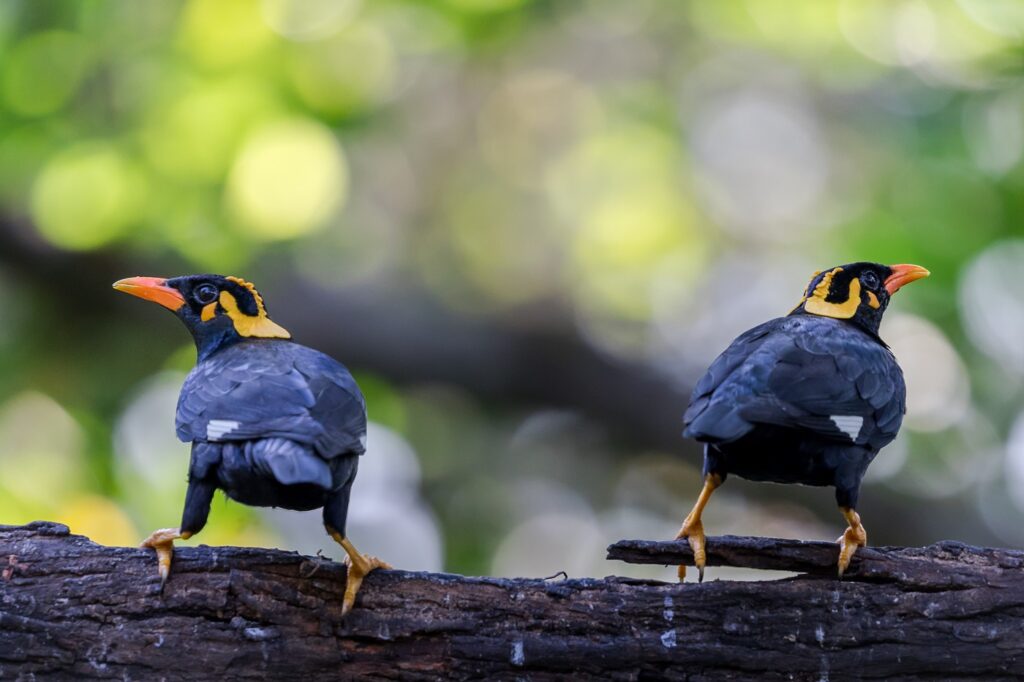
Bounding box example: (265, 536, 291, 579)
(342, 553, 392, 616)
(140, 527, 191, 589)
(674, 473, 721, 582)
(329, 531, 391, 617)
(676, 518, 707, 583)
(836, 508, 867, 577)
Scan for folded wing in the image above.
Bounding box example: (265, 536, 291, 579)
(176, 341, 367, 460)
(684, 317, 905, 451)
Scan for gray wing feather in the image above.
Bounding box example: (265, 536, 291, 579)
(176, 341, 367, 459)
(683, 316, 905, 450)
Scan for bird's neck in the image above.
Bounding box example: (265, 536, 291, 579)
(791, 308, 883, 338)
(849, 313, 882, 337)
(193, 325, 244, 362)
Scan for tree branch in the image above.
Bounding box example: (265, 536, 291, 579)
(608, 535, 1024, 588)
(2, 522, 1023, 679)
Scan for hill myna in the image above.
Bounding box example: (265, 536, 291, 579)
(679, 262, 929, 580)
(114, 274, 388, 614)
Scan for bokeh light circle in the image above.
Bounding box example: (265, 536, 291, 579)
(883, 313, 970, 432)
(0, 392, 85, 509)
(959, 239, 1024, 375)
(1004, 410, 1024, 512)
(689, 88, 831, 240)
(288, 23, 397, 117)
(226, 118, 348, 240)
(261, 0, 361, 41)
(30, 143, 143, 251)
(179, 0, 275, 68)
(443, 0, 526, 13)
(1, 30, 90, 116)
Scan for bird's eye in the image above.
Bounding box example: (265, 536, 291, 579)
(194, 284, 219, 305)
(860, 272, 880, 290)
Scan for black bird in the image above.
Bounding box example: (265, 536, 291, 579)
(113, 274, 388, 614)
(678, 262, 929, 580)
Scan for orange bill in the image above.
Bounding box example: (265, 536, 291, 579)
(113, 276, 185, 311)
(884, 264, 930, 295)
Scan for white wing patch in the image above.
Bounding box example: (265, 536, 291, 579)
(830, 415, 864, 441)
(207, 419, 241, 441)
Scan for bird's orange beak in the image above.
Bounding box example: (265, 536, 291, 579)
(113, 276, 185, 311)
(884, 264, 930, 295)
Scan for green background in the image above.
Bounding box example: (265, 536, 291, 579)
(1, 0, 1022, 582)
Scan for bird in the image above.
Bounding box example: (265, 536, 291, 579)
(113, 274, 389, 614)
(677, 262, 929, 581)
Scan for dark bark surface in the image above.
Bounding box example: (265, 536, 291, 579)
(1, 522, 1023, 680)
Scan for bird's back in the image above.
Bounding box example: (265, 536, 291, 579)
(177, 339, 366, 456)
(684, 315, 905, 454)
(176, 339, 367, 505)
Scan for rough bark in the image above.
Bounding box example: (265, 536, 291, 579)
(1, 522, 1022, 680)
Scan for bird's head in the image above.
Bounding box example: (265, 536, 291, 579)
(113, 274, 290, 359)
(791, 262, 929, 334)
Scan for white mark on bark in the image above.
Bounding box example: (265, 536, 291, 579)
(661, 629, 677, 648)
(663, 595, 674, 622)
(511, 640, 525, 666)
(243, 627, 277, 641)
(817, 624, 829, 681)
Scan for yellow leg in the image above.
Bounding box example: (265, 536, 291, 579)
(674, 473, 722, 582)
(140, 527, 193, 589)
(836, 507, 867, 577)
(328, 530, 391, 616)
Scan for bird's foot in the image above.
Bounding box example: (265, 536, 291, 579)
(674, 518, 707, 582)
(836, 523, 867, 577)
(342, 551, 392, 616)
(140, 527, 190, 589)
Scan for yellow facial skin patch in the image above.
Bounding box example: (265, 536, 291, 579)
(790, 269, 823, 314)
(218, 290, 291, 339)
(803, 268, 863, 320)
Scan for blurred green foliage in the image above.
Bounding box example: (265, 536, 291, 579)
(1, 0, 1024, 578)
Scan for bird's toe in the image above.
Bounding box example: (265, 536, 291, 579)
(675, 519, 707, 582)
(836, 525, 867, 577)
(139, 527, 186, 588)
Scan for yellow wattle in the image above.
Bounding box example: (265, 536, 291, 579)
(803, 268, 862, 320)
(218, 291, 291, 339)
